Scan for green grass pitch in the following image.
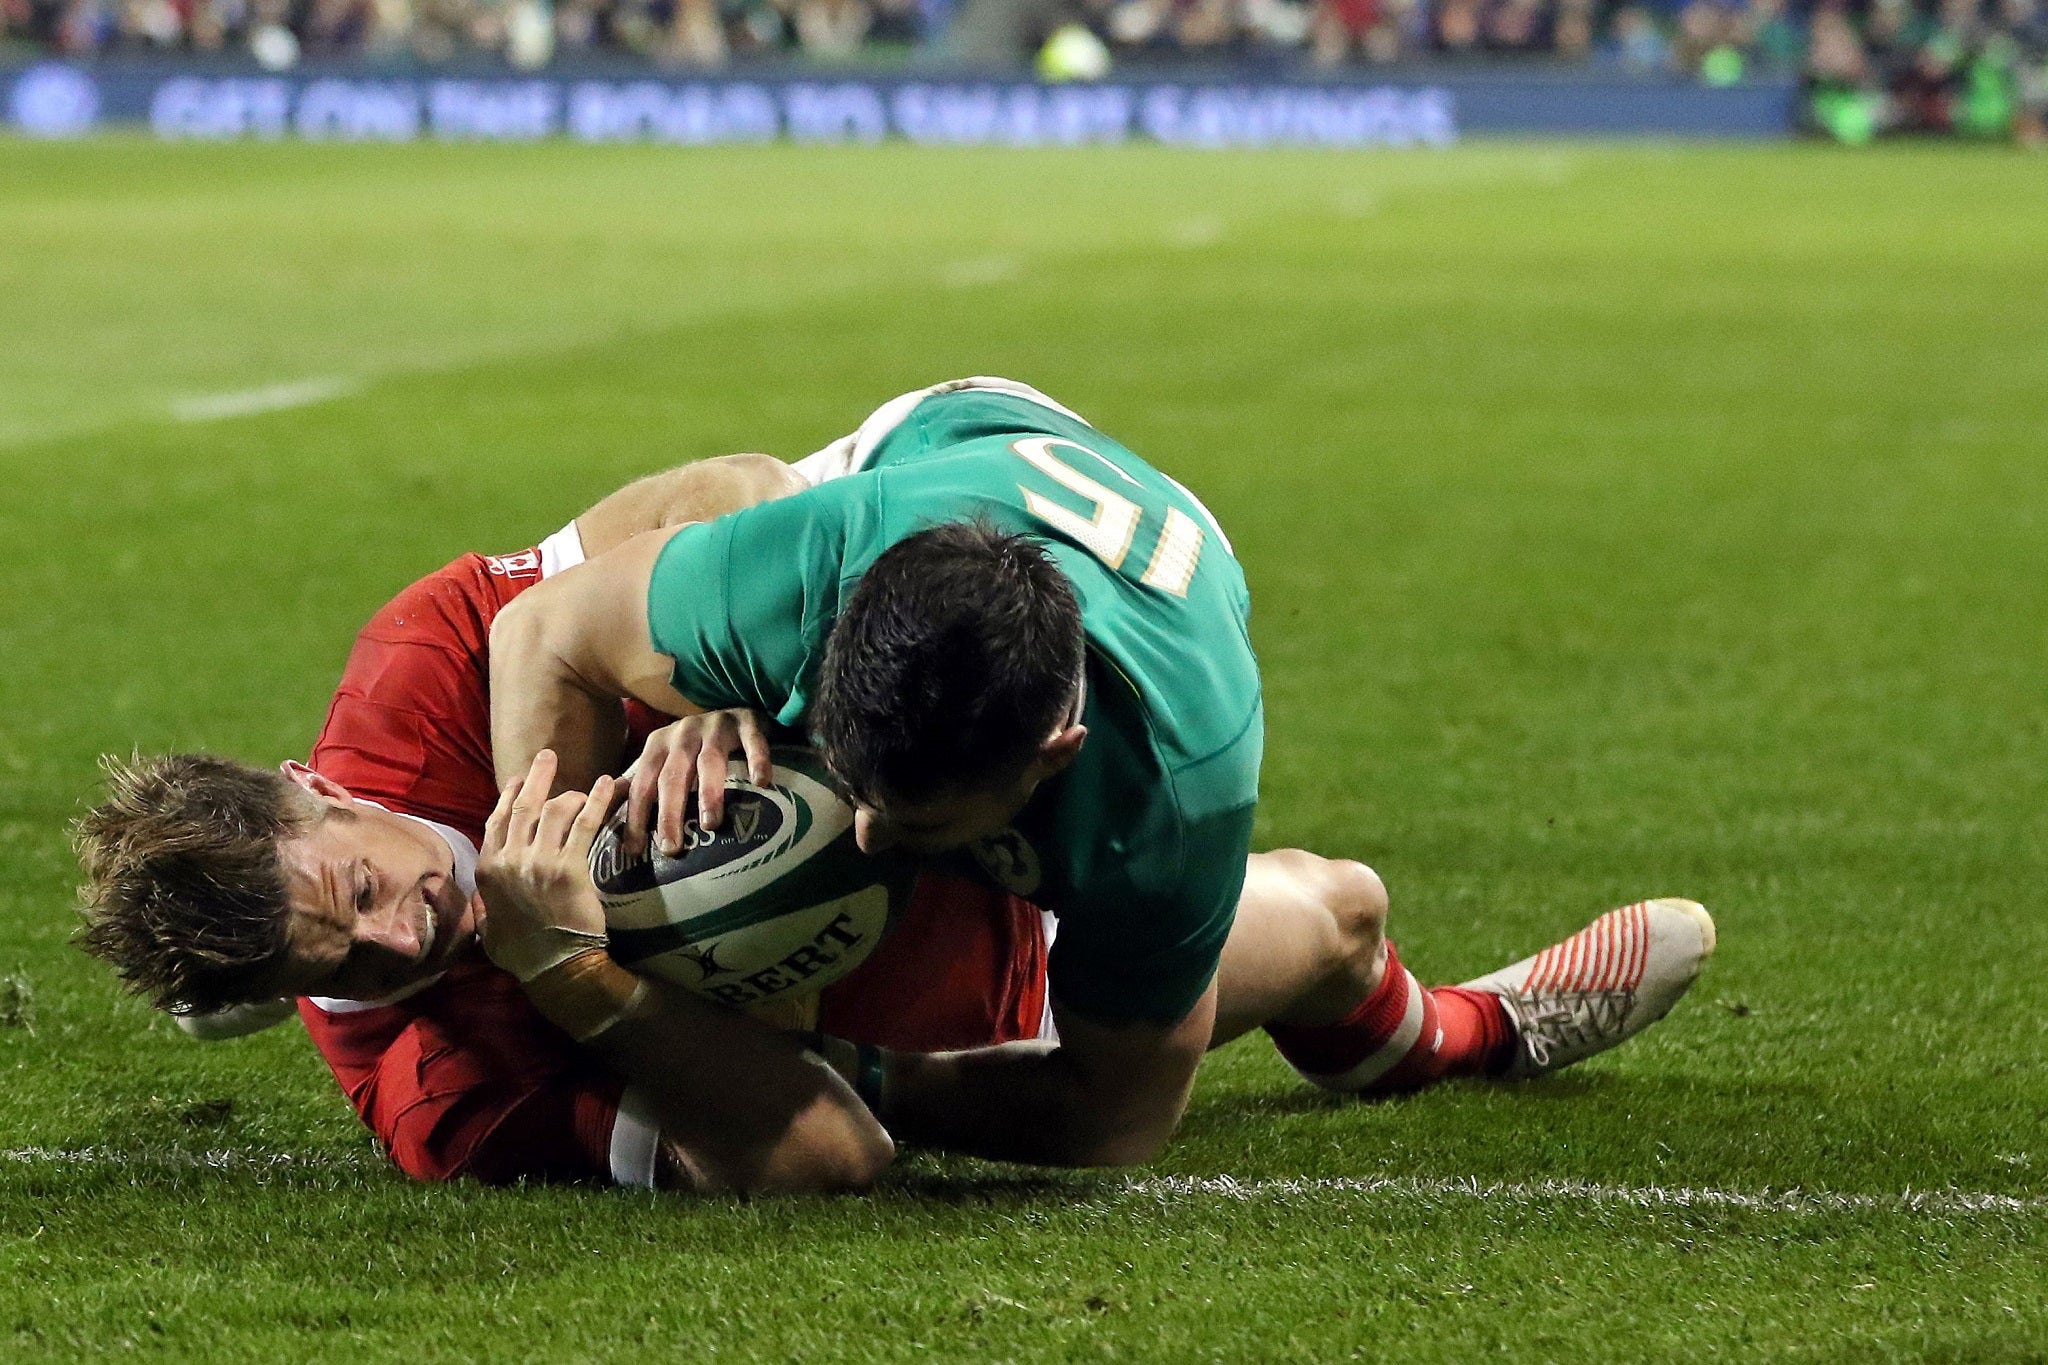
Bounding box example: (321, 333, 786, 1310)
(2, 136, 2046, 1360)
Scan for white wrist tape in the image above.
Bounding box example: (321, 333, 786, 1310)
(519, 948, 652, 1043)
(488, 925, 609, 984)
(560, 973, 651, 1044)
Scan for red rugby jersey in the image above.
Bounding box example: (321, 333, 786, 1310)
(301, 544, 1047, 1186)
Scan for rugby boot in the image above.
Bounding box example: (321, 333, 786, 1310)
(1460, 898, 1716, 1078)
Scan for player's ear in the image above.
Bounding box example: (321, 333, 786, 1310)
(1033, 724, 1088, 779)
(281, 760, 353, 804)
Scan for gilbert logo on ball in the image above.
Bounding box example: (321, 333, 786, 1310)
(591, 747, 914, 1008)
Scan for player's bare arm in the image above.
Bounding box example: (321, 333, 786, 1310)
(489, 526, 703, 798)
(824, 854, 1383, 1167)
(574, 454, 808, 558)
(491, 528, 780, 848)
(478, 749, 893, 1193)
(875, 988, 1215, 1167)
(490, 453, 807, 801)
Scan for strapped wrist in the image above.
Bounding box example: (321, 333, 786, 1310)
(521, 948, 649, 1043)
(488, 924, 608, 984)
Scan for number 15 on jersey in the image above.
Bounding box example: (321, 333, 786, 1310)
(1012, 436, 1228, 598)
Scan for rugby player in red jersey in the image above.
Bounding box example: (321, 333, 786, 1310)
(78, 454, 1050, 1193)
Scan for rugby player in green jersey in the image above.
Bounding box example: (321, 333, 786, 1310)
(485, 378, 1717, 1169)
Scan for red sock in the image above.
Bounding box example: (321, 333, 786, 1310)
(1265, 943, 1514, 1097)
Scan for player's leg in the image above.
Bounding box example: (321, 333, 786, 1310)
(1211, 851, 1515, 1096)
(1214, 852, 1719, 1093)
(1210, 850, 1388, 1045)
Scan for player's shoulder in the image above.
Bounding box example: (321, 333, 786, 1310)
(1076, 571, 1262, 788)
(660, 482, 861, 582)
(314, 628, 501, 837)
(1061, 678, 1257, 851)
(346, 549, 544, 669)
(648, 498, 854, 720)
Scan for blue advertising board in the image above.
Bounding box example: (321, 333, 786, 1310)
(6, 61, 1795, 146)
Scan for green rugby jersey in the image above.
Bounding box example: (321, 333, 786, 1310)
(646, 389, 1263, 1024)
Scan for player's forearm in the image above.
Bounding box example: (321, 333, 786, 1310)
(874, 1041, 1186, 1168)
(488, 527, 702, 794)
(598, 992, 894, 1195)
(488, 596, 628, 794)
(870, 990, 1215, 1167)
(518, 949, 893, 1194)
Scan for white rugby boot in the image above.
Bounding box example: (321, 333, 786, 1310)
(1460, 898, 1716, 1079)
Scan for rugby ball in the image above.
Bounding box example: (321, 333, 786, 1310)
(588, 746, 914, 1010)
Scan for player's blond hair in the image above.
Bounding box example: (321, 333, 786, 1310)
(73, 754, 320, 1015)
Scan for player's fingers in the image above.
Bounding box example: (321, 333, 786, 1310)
(697, 735, 731, 831)
(482, 776, 524, 857)
(737, 711, 774, 788)
(625, 754, 661, 860)
(656, 736, 703, 856)
(566, 775, 617, 862)
(506, 750, 558, 844)
(533, 788, 588, 851)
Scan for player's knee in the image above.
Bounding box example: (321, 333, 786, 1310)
(1319, 857, 1388, 968)
(1263, 848, 1387, 976)
(718, 1121, 896, 1197)
(802, 1128, 896, 1193)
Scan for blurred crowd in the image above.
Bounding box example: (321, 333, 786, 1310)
(1801, 0, 2046, 139)
(4, 0, 2044, 140)
(1, 0, 920, 62)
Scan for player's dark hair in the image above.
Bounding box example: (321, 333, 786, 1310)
(73, 753, 316, 1015)
(812, 520, 1084, 806)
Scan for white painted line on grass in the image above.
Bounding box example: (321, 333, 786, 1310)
(5, 1147, 2040, 1218)
(1330, 153, 1582, 222)
(2, 1146, 362, 1172)
(939, 256, 1022, 288)
(170, 376, 358, 423)
(1120, 1175, 2048, 1217)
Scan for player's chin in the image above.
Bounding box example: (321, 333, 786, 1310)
(422, 925, 466, 976)
(434, 890, 481, 952)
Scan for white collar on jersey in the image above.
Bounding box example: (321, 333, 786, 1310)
(395, 807, 479, 903)
(307, 802, 480, 1014)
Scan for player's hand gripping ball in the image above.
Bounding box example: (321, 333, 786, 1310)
(589, 746, 914, 1010)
